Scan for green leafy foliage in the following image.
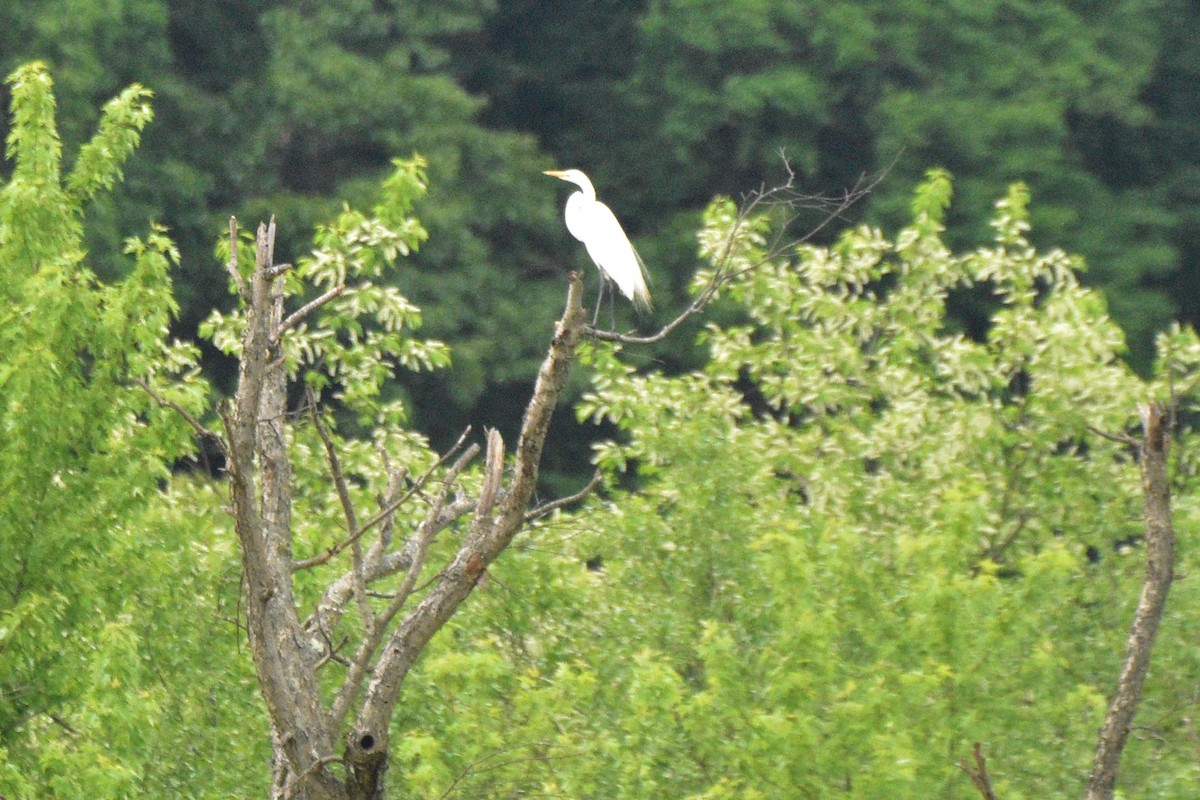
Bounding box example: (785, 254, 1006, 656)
(383, 174, 1200, 798)
(0, 63, 204, 798)
(5, 0, 1200, 476)
(200, 156, 450, 430)
(7, 36, 1200, 797)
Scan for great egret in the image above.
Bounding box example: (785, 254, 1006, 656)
(544, 168, 651, 321)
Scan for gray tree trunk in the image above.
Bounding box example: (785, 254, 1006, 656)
(213, 220, 587, 799)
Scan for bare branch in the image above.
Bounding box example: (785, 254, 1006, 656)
(345, 273, 588, 781)
(274, 285, 345, 344)
(958, 742, 999, 800)
(306, 387, 371, 633)
(134, 378, 229, 457)
(265, 262, 294, 279)
(588, 163, 883, 346)
(292, 427, 473, 571)
(266, 216, 277, 268)
(226, 216, 247, 301)
(375, 459, 407, 553)
(329, 441, 481, 730)
(586, 285, 713, 345)
(471, 428, 506, 533)
(306, 388, 359, 534)
(300, 494, 478, 657)
(1088, 424, 1140, 448)
(226, 219, 339, 792)
(1086, 402, 1176, 800)
(525, 469, 604, 523)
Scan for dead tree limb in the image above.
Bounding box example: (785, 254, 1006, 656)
(183, 166, 852, 798)
(343, 274, 587, 795)
(1085, 402, 1176, 800)
(213, 219, 587, 800)
(526, 469, 604, 523)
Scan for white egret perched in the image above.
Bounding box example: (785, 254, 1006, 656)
(544, 168, 652, 322)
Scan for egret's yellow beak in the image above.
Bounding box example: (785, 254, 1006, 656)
(543, 169, 568, 179)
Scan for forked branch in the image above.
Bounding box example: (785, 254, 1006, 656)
(344, 272, 588, 789)
(293, 427, 473, 571)
(328, 439, 482, 730)
(958, 742, 999, 800)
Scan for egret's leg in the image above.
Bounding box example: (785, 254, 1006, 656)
(592, 278, 605, 326)
(608, 280, 617, 329)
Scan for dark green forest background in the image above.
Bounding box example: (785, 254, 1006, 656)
(4, 0, 1198, 476)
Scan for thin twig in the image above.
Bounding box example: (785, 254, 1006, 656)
(1088, 424, 1140, 448)
(274, 285, 345, 344)
(135, 378, 229, 457)
(306, 388, 359, 533)
(589, 162, 884, 345)
(306, 386, 372, 632)
(329, 442, 480, 729)
(525, 469, 604, 523)
(436, 741, 586, 800)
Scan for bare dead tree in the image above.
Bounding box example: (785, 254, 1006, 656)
(140, 217, 589, 799)
(145, 164, 876, 799)
(1085, 403, 1176, 800)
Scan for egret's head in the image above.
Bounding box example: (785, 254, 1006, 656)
(543, 168, 595, 197)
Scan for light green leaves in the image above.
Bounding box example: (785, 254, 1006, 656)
(0, 63, 202, 799)
(417, 172, 1200, 798)
(4, 62, 61, 184)
(64, 82, 154, 205)
(200, 156, 449, 427)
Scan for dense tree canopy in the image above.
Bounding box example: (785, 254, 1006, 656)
(2, 0, 1200, 450)
(465, 0, 1195, 368)
(0, 62, 211, 795)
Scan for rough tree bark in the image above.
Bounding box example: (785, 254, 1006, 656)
(1084, 403, 1176, 800)
(209, 220, 588, 800)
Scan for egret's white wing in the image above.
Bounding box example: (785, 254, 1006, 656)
(566, 195, 652, 312)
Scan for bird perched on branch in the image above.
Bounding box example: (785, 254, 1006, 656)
(544, 168, 652, 323)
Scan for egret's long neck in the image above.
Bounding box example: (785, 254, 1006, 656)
(571, 174, 596, 200)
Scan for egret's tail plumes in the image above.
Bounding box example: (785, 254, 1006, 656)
(545, 167, 652, 319)
(628, 250, 652, 315)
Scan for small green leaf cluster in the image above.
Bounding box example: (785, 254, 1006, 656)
(200, 156, 450, 429)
